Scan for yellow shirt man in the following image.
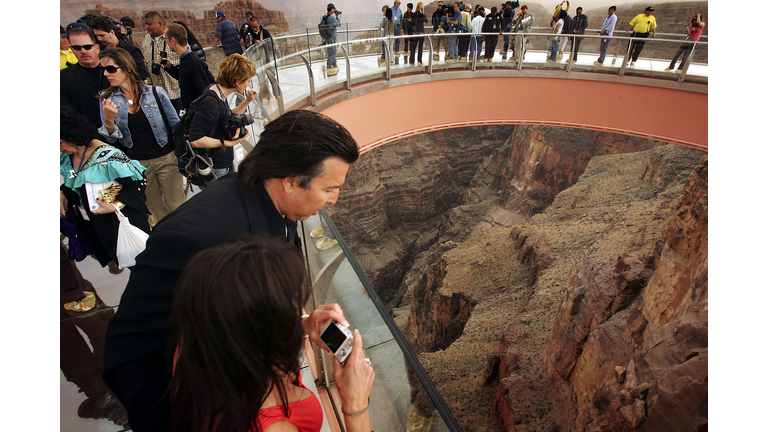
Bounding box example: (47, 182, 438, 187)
(628, 11, 657, 35)
(60, 48, 78, 70)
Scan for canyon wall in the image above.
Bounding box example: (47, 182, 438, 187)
(328, 124, 706, 431)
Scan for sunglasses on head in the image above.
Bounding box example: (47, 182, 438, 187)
(70, 44, 96, 51)
(103, 65, 126, 73)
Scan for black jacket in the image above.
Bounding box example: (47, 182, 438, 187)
(60, 63, 110, 129)
(103, 175, 300, 432)
(165, 51, 215, 109)
(118, 39, 149, 79)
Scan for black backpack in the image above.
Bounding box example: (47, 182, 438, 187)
(318, 14, 332, 41)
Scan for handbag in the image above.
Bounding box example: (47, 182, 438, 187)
(113, 204, 149, 268)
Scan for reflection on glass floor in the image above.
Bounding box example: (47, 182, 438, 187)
(300, 213, 451, 431)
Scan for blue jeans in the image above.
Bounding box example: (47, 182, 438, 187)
(449, 34, 458, 58)
(394, 25, 402, 51)
(669, 44, 693, 70)
(597, 38, 610, 63)
(470, 36, 483, 59)
(548, 39, 559, 60)
(326, 44, 337, 67)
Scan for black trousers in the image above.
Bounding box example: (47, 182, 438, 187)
(629, 32, 650, 62)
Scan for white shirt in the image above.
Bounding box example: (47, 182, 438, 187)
(471, 15, 485, 33)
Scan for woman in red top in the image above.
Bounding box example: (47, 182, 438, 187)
(169, 233, 374, 432)
(667, 13, 705, 72)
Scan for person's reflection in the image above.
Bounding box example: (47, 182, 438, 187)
(60, 242, 128, 426)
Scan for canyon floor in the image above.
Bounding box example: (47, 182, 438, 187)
(329, 126, 707, 431)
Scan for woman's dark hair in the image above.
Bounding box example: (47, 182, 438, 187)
(386, 7, 393, 20)
(61, 105, 97, 146)
(173, 20, 200, 46)
(238, 110, 359, 190)
(559, 10, 568, 19)
(120, 16, 135, 27)
(169, 233, 312, 432)
(97, 47, 147, 100)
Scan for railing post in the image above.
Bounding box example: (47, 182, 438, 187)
(470, 33, 477, 71)
(298, 53, 317, 106)
(340, 44, 351, 91)
(306, 28, 312, 67)
(264, 69, 282, 116)
(385, 35, 392, 81)
(426, 34, 434, 75)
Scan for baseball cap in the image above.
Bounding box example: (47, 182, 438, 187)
(327, 3, 336, 10)
(66, 22, 90, 33)
(216, 11, 226, 17)
(645, 6, 655, 11)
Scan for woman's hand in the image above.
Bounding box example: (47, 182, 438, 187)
(222, 129, 251, 147)
(332, 330, 375, 413)
(90, 199, 118, 215)
(102, 99, 118, 124)
(244, 88, 258, 104)
(302, 304, 348, 351)
(60, 191, 68, 217)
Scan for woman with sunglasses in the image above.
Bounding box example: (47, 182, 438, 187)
(169, 233, 374, 432)
(97, 47, 186, 224)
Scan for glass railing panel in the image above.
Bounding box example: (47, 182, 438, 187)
(299, 211, 462, 431)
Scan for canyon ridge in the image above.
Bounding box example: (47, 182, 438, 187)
(327, 125, 707, 431)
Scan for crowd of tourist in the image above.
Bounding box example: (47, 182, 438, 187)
(59, 4, 706, 430)
(60, 12, 374, 432)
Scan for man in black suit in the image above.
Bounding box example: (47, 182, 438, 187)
(103, 110, 360, 432)
(89, 16, 149, 79)
(60, 24, 109, 129)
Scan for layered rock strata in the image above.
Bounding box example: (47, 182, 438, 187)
(329, 125, 706, 430)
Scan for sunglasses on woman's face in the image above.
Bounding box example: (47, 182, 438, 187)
(70, 44, 97, 51)
(103, 65, 126, 73)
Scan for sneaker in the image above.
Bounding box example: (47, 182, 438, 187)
(629, 61, 635, 66)
(593, 61, 603, 66)
(458, 56, 466, 60)
(418, 62, 424, 66)
(377, 58, 385, 66)
(327, 67, 339, 76)
(499, 50, 507, 55)
(433, 54, 439, 61)
(446, 58, 456, 63)
(556, 52, 563, 61)
(546, 59, 556, 63)
(510, 56, 518, 61)
(665, 67, 673, 71)
(675, 69, 682, 73)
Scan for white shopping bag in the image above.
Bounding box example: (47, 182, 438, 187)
(113, 204, 149, 268)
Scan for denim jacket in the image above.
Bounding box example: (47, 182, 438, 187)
(98, 85, 180, 149)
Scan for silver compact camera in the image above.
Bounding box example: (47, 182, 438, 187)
(319, 320, 354, 363)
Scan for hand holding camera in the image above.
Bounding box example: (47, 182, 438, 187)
(159, 50, 169, 66)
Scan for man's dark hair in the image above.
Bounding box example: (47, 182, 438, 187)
(61, 105, 98, 146)
(89, 16, 119, 35)
(609, 6, 617, 11)
(505, 1, 513, 6)
(120, 16, 135, 27)
(576, 7, 582, 11)
(67, 27, 98, 44)
(238, 110, 359, 190)
(144, 11, 164, 23)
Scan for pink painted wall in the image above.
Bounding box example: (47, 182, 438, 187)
(320, 77, 708, 153)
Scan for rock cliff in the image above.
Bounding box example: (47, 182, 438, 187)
(328, 125, 707, 431)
